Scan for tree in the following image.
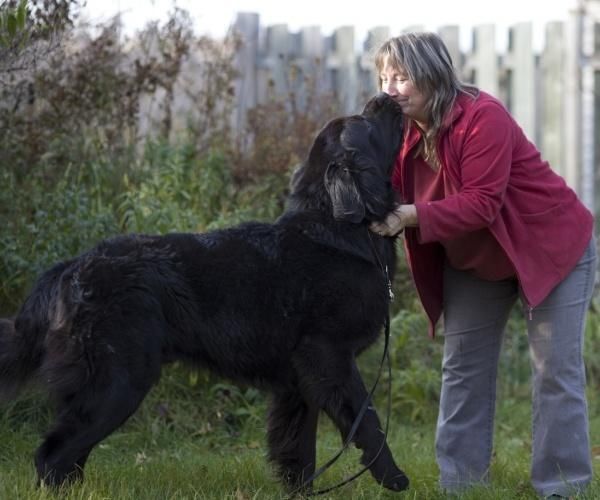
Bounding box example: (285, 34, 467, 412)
(0, 0, 80, 83)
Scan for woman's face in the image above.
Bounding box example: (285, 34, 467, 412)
(379, 59, 429, 127)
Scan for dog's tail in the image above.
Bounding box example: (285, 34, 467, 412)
(0, 311, 49, 400)
(0, 260, 74, 400)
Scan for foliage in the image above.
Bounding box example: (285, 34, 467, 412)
(175, 26, 240, 156)
(231, 61, 341, 181)
(118, 144, 234, 234)
(0, 0, 28, 47)
(0, 166, 119, 314)
(585, 294, 600, 389)
(0, 0, 81, 86)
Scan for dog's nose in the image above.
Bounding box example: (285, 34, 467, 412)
(376, 92, 396, 109)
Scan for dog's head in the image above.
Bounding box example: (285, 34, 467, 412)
(288, 93, 404, 223)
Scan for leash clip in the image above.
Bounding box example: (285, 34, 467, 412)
(385, 265, 394, 302)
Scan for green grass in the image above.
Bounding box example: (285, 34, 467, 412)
(2, 379, 600, 500)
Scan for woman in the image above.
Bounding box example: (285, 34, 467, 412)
(370, 32, 596, 498)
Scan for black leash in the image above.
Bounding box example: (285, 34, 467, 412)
(287, 230, 394, 497)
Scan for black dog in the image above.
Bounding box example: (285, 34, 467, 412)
(0, 93, 408, 493)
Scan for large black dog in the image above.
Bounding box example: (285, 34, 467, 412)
(0, 93, 407, 493)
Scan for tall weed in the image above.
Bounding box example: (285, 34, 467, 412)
(118, 144, 233, 234)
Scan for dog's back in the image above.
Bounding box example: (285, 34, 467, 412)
(5, 227, 302, 395)
(4, 217, 388, 398)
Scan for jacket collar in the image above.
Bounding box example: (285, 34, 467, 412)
(403, 91, 468, 153)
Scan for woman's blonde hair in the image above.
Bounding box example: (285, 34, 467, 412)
(374, 32, 478, 167)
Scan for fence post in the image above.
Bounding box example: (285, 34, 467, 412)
(464, 24, 499, 96)
(564, 5, 584, 196)
(232, 12, 260, 136)
(540, 22, 566, 177)
(358, 27, 391, 100)
(580, 1, 598, 211)
(295, 26, 326, 110)
(585, 0, 600, 216)
(438, 25, 462, 69)
(327, 26, 358, 113)
(505, 23, 536, 141)
(260, 24, 291, 101)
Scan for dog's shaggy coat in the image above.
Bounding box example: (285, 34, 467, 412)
(0, 93, 408, 493)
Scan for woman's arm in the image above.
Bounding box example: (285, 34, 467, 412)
(416, 101, 514, 243)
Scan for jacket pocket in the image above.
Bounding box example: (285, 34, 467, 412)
(520, 203, 571, 270)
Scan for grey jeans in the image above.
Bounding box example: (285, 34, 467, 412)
(436, 238, 597, 497)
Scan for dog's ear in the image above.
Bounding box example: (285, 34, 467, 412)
(324, 161, 365, 223)
(289, 162, 305, 193)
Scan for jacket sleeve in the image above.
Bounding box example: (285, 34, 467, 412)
(415, 101, 514, 243)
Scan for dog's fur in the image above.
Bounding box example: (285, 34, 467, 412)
(0, 93, 408, 493)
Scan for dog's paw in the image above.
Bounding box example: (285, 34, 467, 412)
(379, 471, 409, 492)
(362, 452, 410, 492)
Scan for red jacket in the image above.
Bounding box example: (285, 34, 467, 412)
(392, 91, 594, 337)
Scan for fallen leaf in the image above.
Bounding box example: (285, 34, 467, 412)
(235, 488, 250, 500)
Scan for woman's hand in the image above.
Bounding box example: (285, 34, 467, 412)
(369, 204, 418, 236)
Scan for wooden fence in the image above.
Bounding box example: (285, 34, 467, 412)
(231, 1, 600, 216)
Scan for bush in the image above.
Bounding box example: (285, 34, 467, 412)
(0, 167, 119, 315)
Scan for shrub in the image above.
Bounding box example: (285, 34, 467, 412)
(0, 167, 119, 315)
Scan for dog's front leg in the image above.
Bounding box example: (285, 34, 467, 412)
(266, 389, 319, 492)
(293, 342, 409, 492)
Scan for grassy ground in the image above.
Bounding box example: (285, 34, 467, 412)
(1, 376, 600, 500)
